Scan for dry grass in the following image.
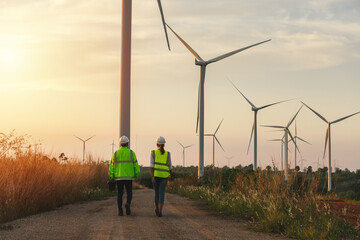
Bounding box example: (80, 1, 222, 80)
(0, 131, 109, 223)
(168, 168, 360, 239)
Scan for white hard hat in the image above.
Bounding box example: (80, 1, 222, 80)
(156, 136, 166, 144)
(119, 136, 129, 144)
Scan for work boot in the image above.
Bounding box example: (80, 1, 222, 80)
(118, 208, 123, 216)
(158, 211, 162, 217)
(155, 204, 159, 217)
(125, 204, 131, 215)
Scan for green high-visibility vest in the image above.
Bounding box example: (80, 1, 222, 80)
(109, 147, 140, 180)
(152, 149, 170, 178)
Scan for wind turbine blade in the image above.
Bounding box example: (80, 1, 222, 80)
(229, 80, 256, 108)
(85, 135, 95, 142)
(287, 105, 303, 128)
(206, 39, 271, 64)
(268, 139, 282, 142)
(184, 144, 193, 148)
(301, 101, 328, 123)
(261, 125, 285, 129)
(74, 135, 84, 142)
(204, 134, 213, 136)
(331, 112, 360, 124)
(247, 122, 255, 154)
(258, 98, 294, 111)
(214, 136, 225, 151)
(157, 0, 170, 51)
(288, 130, 300, 154)
(297, 137, 311, 145)
(166, 23, 203, 61)
(214, 118, 224, 135)
(177, 140, 185, 148)
(323, 127, 329, 159)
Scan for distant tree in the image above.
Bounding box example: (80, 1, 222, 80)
(353, 180, 360, 200)
(295, 166, 300, 172)
(266, 165, 272, 172)
(307, 166, 312, 174)
(59, 152, 68, 163)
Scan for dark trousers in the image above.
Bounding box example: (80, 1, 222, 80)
(117, 180, 133, 210)
(154, 177, 168, 204)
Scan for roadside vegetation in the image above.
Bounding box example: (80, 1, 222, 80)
(159, 165, 360, 240)
(0, 131, 111, 223)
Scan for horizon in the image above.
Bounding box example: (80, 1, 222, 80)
(0, 0, 359, 171)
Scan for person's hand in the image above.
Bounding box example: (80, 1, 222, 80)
(152, 176, 155, 183)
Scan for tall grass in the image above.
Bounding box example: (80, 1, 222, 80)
(168, 167, 360, 240)
(0, 132, 109, 223)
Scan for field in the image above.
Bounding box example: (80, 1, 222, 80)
(0, 132, 110, 223)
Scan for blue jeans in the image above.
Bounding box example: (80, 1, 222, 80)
(154, 177, 168, 204)
(116, 180, 132, 210)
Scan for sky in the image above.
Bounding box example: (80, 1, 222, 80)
(0, 0, 359, 171)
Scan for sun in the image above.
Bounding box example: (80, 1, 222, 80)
(0, 47, 24, 71)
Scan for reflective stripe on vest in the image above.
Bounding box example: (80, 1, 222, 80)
(153, 149, 170, 178)
(113, 150, 133, 164)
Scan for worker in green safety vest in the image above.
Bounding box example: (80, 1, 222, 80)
(150, 136, 173, 217)
(109, 135, 140, 216)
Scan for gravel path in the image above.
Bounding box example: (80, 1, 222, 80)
(0, 189, 290, 240)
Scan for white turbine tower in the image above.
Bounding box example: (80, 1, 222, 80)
(74, 135, 95, 163)
(177, 141, 193, 167)
(109, 140, 117, 155)
(268, 136, 285, 170)
(225, 156, 234, 167)
(293, 121, 311, 169)
(230, 81, 292, 170)
(166, 23, 271, 178)
(301, 101, 360, 191)
(262, 106, 302, 180)
(119, 0, 170, 143)
(205, 119, 225, 169)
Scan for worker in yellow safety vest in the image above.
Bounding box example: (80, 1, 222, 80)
(150, 136, 173, 217)
(109, 136, 140, 216)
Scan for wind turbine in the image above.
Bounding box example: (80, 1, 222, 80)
(119, 0, 170, 143)
(166, 23, 271, 178)
(293, 121, 311, 169)
(205, 119, 225, 169)
(74, 135, 95, 163)
(230, 81, 292, 170)
(268, 136, 285, 170)
(225, 156, 234, 167)
(177, 141, 193, 167)
(262, 106, 303, 180)
(301, 101, 360, 191)
(110, 140, 117, 155)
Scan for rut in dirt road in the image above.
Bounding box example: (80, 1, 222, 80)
(0, 189, 290, 240)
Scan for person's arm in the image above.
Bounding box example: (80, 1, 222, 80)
(150, 152, 155, 183)
(133, 152, 140, 178)
(109, 153, 115, 180)
(168, 153, 173, 178)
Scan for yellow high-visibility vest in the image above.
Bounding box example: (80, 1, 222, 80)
(152, 149, 170, 178)
(109, 147, 140, 180)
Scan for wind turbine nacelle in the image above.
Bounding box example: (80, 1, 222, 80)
(195, 59, 206, 66)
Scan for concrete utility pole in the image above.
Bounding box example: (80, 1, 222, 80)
(120, 0, 132, 144)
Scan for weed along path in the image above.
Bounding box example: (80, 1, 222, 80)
(0, 189, 290, 240)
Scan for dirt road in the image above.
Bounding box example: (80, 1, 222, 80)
(0, 189, 289, 240)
